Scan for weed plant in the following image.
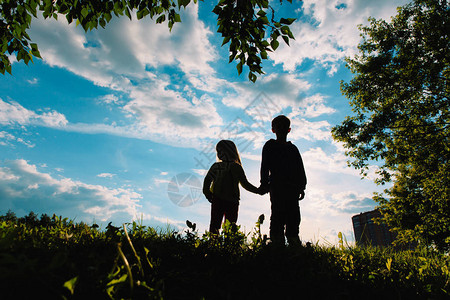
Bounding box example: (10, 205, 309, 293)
(0, 211, 448, 299)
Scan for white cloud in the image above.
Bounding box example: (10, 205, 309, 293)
(330, 191, 377, 214)
(25, 7, 227, 147)
(98, 94, 122, 106)
(97, 173, 116, 178)
(153, 178, 171, 187)
(220, 76, 336, 145)
(0, 96, 221, 149)
(290, 94, 336, 118)
(0, 99, 68, 128)
(301, 145, 368, 177)
(0, 159, 144, 222)
(192, 169, 207, 176)
(27, 183, 39, 190)
(315, 141, 382, 180)
(222, 73, 311, 110)
(124, 7, 217, 76)
(299, 187, 377, 244)
(122, 82, 223, 146)
(0, 131, 34, 148)
(288, 119, 332, 141)
(240, 152, 262, 162)
(140, 212, 186, 230)
(270, 0, 409, 74)
(27, 78, 39, 85)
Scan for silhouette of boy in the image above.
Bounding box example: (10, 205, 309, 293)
(260, 115, 307, 245)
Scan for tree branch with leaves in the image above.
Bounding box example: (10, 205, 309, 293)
(0, 0, 297, 81)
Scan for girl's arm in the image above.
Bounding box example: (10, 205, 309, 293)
(236, 164, 260, 194)
(203, 164, 215, 201)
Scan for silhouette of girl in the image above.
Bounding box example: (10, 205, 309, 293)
(203, 140, 260, 234)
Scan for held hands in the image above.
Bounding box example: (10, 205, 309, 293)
(299, 190, 305, 201)
(256, 185, 269, 195)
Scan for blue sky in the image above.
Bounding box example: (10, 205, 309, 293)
(0, 0, 408, 244)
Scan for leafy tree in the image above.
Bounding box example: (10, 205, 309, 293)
(0, 0, 296, 81)
(332, 0, 449, 250)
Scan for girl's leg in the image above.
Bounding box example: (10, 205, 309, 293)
(209, 196, 224, 234)
(224, 201, 239, 224)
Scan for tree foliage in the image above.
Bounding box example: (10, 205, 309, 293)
(332, 0, 450, 250)
(0, 0, 296, 81)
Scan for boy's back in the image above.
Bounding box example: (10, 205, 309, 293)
(259, 115, 307, 245)
(260, 139, 306, 191)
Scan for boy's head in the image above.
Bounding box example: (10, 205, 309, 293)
(272, 115, 291, 136)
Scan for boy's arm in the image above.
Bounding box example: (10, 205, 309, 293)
(296, 147, 307, 200)
(298, 151, 307, 191)
(259, 143, 270, 193)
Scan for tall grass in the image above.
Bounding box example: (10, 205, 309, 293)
(0, 211, 448, 299)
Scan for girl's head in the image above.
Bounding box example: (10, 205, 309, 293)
(216, 140, 241, 165)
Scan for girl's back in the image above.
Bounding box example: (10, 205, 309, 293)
(205, 161, 242, 202)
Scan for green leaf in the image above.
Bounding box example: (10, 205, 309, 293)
(125, 8, 132, 20)
(212, 6, 221, 15)
(257, 10, 266, 17)
(260, 50, 268, 60)
(236, 61, 243, 75)
(30, 43, 41, 58)
(174, 13, 181, 23)
(287, 29, 295, 40)
(259, 16, 269, 25)
(221, 36, 231, 46)
(17, 49, 23, 62)
(229, 53, 236, 63)
(105, 274, 128, 296)
(63, 276, 79, 295)
(271, 30, 280, 40)
(270, 39, 279, 50)
(186, 220, 193, 228)
(178, 0, 191, 8)
(280, 18, 296, 25)
(280, 26, 290, 35)
(105, 12, 112, 23)
(282, 35, 289, 46)
(156, 15, 166, 23)
(81, 7, 89, 18)
(136, 9, 145, 20)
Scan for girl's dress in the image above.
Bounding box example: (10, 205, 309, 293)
(203, 161, 259, 233)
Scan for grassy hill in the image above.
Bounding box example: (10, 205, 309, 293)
(0, 212, 448, 299)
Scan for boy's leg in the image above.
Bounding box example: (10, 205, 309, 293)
(269, 189, 286, 243)
(285, 193, 301, 244)
(269, 210, 285, 244)
(209, 196, 224, 234)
